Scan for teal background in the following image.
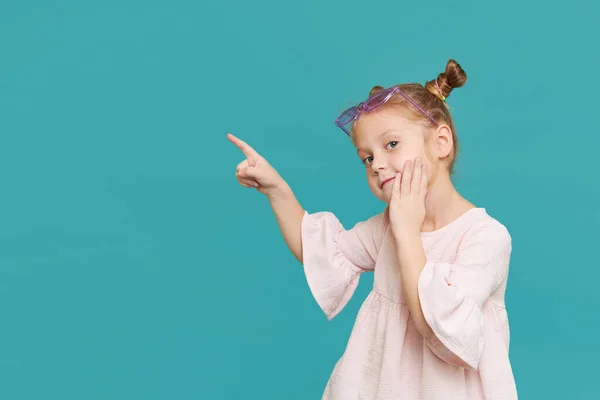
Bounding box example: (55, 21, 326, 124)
(1, 0, 598, 398)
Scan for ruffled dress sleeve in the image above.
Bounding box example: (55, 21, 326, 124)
(418, 220, 512, 370)
(301, 211, 385, 320)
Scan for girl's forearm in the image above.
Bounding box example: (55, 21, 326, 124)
(267, 182, 305, 264)
(394, 232, 434, 341)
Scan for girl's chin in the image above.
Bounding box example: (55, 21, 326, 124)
(372, 191, 391, 204)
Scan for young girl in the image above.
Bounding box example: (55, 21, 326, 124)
(227, 59, 518, 399)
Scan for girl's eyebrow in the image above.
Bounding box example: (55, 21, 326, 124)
(381, 129, 403, 137)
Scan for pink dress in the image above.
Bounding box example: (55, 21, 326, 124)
(301, 207, 518, 399)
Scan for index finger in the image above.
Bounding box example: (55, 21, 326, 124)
(420, 163, 428, 197)
(412, 157, 422, 193)
(227, 133, 259, 159)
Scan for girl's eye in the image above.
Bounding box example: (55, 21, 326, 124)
(362, 156, 373, 165)
(386, 141, 398, 150)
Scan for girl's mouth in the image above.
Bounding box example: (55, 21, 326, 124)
(380, 177, 395, 188)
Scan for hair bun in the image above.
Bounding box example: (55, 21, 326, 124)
(369, 85, 385, 97)
(427, 59, 467, 101)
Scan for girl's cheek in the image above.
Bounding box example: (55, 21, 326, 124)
(391, 153, 408, 169)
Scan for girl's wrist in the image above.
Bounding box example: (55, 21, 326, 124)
(393, 229, 421, 247)
(266, 180, 292, 201)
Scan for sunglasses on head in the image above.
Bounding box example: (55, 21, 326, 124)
(334, 85, 438, 136)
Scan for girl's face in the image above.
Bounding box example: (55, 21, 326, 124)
(352, 108, 447, 203)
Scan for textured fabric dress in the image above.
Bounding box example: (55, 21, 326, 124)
(300, 207, 518, 400)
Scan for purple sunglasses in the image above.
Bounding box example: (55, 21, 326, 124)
(334, 85, 437, 136)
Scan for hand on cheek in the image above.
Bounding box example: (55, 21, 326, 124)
(388, 157, 428, 239)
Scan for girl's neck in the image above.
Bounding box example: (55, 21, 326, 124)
(421, 173, 475, 233)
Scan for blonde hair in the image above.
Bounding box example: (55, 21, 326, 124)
(355, 59, 467, 174)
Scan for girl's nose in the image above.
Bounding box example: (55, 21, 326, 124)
(371, 157, 387, 172)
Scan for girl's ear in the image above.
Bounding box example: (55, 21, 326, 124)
(433, 124, 454, 160)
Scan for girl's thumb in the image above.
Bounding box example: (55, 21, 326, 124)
(239, 166, 259, 180)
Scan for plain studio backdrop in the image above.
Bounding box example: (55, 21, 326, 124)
(0, 1, 598, 399)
